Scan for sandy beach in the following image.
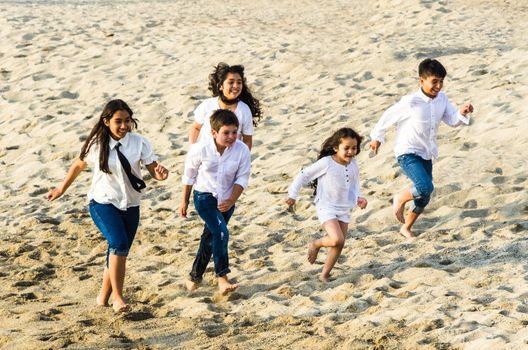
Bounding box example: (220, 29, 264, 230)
(1, 0, 527, 349)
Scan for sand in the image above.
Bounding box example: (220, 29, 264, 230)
(1, 0, 527, 349)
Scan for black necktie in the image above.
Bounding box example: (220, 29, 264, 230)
(115, 142, 146, 193)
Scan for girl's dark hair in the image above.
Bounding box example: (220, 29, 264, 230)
(79, 99, 137, 174)
(208, 62, 262, 127)
(311, 127, 363, 194)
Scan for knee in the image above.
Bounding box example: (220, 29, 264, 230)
(416, 182, 434, 198)
(329, 237, 345, 248)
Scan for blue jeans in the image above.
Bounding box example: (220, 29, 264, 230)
(88, 200, 140, 267)
(397, 154, 434, 214)
(189, 191, 235, 282)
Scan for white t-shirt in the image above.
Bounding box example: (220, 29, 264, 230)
(288, 156, 361, 212)
(86, 132, 158, 210)
(193, 97, 254, 143)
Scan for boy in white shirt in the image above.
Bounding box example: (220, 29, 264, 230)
(370, 58, 474, 238)
(180, 109, 251, 294)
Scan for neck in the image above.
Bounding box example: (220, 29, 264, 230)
(218, 95, 238, 108)
(420, 87, 437, 99)
(214, 140, 226, 155)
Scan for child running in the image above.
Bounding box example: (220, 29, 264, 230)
(369, 58, 474, 238)
(286, 127, 368, 283)
(188, 62, 262, 150)
(47, 99, 169, 313)
(180, 109, 251, 294)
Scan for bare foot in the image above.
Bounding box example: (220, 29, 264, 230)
(307, 241, 320, 264)
(96, 295, 109, 307)
(393, 194, 406, 224)
(185, 279, 200, 292)
(399, 226, 414, 239)
(218, 276, 239, 295)
(112, 301, 131, 314)
(319, 274, 330, 283)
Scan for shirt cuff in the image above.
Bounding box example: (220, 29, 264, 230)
(457, 112, 471, 125)
(234, 179, 248, 189)
(142, 154, 159, 165)
(181, 176, 195, 185)
(369, 131, 384, 143)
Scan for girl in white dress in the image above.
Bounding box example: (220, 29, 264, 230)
(286, 128, 368, 282)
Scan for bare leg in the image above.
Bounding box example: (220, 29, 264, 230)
(218, 275, 239, 295)
(319, 220, 347, 282)
(307, 240, 322, 264)
(393, 188, 414, 224)
(97, 267, 112, 306)
(108, 255, 130, 313)
(400, 210, 420, 238)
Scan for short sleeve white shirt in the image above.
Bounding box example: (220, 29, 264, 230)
(86, 132, 158, 210)
(182, 138, 251, 202)
(193, 97, 254, 143)
(288, 156, 361, 212)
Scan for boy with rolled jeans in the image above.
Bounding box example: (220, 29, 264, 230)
(179, 109, 251, 294)
(369, 58, 474, 238)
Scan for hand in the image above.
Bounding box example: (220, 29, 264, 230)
(179, 201, 189, 218)
(285, 198, 296, 207)
(459, 102, 474, 116)
(369, 140, 381, 155)
(47, 187, 63, 201)
(357, 197, 368, 209)
(218, 199, 235, 213)
(154, 163, 169, 180)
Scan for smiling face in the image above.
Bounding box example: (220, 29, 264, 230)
(219, 72, 243, 101)
(212, 124, 238, 150)
(333, 137, 358, 165)
(104, 109, 131, 140)
(420, 75, 444, 98)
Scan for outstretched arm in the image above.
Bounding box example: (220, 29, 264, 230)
(442, 99, 473, 126)
(146, 161, 169, 181)
(369, 97, 410, 154)
(47, 158, 87, 201)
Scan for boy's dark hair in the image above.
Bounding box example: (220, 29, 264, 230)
(80, 99, 137, 174)
(209, 62, 262, 127)
(418, 58, 447, 78)
(210, 109, 239, 132)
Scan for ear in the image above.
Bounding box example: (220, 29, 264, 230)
(103, 118, 110, 127)
(211, 129, 218, 138)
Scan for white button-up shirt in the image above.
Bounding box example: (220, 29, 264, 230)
(86, 132, 158, 210)
(370, 89, 470, 160)
(182, 138, 251, 202)
(288, 156, 361, 212)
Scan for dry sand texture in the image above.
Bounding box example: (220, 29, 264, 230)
(1, 0, 527, 349)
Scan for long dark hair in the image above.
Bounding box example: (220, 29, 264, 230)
(79, 99, 137, 174)
(208, 62, 262, 127)
(311, 127, 363, 194)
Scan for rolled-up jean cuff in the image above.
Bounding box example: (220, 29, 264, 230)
(189, 273, 203, 283)
(216, 268, 231, 277)
(410, 203, 425, 214)
(108, 248, 129, 257)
